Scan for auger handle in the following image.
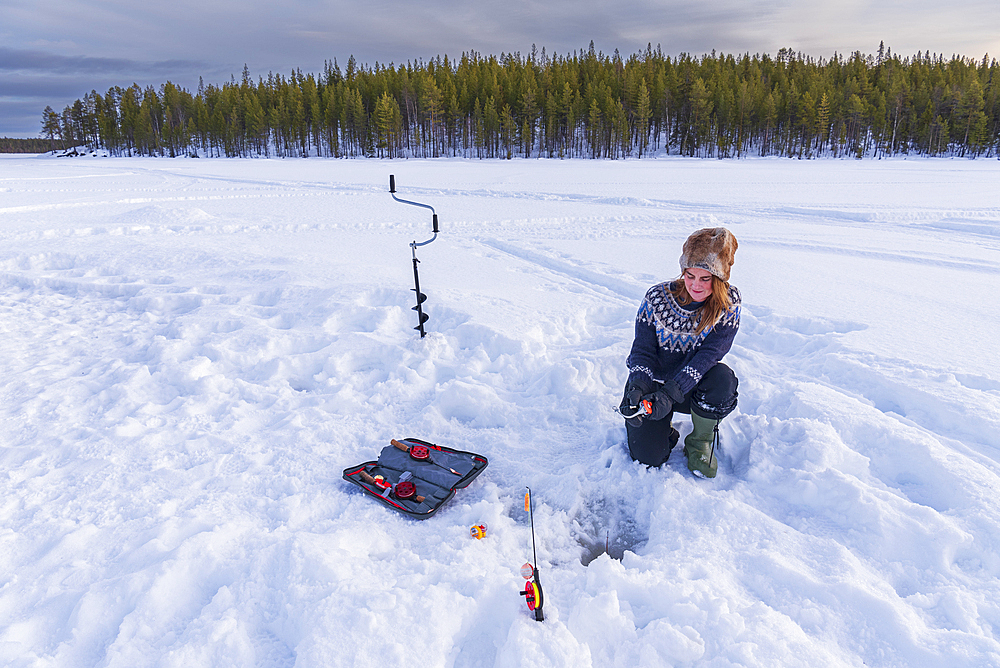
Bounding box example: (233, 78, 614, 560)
(389, 175, 439, 246)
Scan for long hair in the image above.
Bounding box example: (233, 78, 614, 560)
(670, 275, 733, 334)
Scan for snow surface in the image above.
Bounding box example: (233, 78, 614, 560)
(1, 154, 1000, 667)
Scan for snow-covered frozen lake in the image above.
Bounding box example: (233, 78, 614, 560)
(2, 154, 999, 667)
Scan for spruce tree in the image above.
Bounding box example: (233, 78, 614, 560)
(41, 106, 61, 150)
(635, 78, 651, 156)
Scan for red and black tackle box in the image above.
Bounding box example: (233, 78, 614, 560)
(343, 438, 489, 519)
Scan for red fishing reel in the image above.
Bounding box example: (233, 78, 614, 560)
(519, 562, 544, 619)
(394, 480, 417, 500)
(522, 580, 542, 611)
(408, 444, 431, 460)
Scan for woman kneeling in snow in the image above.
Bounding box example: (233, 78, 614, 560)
(620, 227, 741, 478)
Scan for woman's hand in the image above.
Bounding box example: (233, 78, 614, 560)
(620, 385, 648, 426)
(642, 390, 673, 420)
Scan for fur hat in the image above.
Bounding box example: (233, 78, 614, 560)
(679, 227, 738, 282)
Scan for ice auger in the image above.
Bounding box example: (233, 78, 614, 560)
(389, 175, 439, 337)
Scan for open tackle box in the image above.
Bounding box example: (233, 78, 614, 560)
(343, 438, 489, 519)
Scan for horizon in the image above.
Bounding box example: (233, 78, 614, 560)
(3, 42, 996, 142)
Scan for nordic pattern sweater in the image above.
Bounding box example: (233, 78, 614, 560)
(626, 281, 741, 395)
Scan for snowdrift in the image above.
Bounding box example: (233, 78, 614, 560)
(1, 155, 999, 667)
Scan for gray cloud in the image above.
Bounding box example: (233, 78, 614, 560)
(0, 47, 208, 77)
(0, 97, 49, 137)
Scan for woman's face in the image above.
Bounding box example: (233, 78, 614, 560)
(683, 267, 714, 302)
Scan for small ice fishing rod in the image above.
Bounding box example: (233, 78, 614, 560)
(519, 487, 545, 622)
(392, 438, 462, 476)
(389, 175, 439, 337)
(617, 399, 652, 420)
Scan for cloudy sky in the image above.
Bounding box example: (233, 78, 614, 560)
(2, 0, 998, 137)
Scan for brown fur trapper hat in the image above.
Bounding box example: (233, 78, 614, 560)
(679, 227, 738, 281)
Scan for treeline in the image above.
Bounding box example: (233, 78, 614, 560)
(43, 43, 1000, 160)
(0, 137, 83, 153)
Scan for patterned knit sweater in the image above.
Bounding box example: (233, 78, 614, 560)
(626, 281, 741, 396)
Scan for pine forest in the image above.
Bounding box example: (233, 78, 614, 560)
(41, 43, 1000, 160)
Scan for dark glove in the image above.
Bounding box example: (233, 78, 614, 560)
(643, 390, 673, 420)
(661, 379, 685, 404)
(620, 384, 648, 427)
(643, 379, 684, 421)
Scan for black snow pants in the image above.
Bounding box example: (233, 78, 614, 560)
(626, 362, 738, 467)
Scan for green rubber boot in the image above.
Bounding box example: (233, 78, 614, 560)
(684, 413, 720, 479)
